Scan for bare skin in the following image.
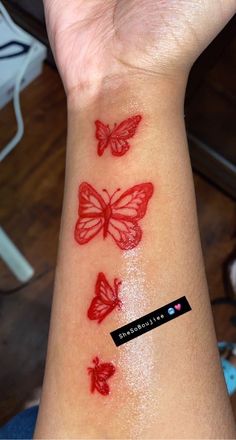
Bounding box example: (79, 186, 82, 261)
(34, 1, 236, 438)
(43, 0, 235, 94)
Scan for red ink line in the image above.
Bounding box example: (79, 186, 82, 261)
(95, 115, 142, 157)
(88, 356, 116, 396)
(74, 182, 154, 250)
(87, 272, 122, 323)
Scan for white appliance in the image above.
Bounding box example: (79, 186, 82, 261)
(0, 2, 46, 282)
(0, 14, 46, 109)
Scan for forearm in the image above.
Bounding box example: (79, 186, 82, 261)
(34, 75, 235, 439)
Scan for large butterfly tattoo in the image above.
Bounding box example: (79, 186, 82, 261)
(87, 273, 122, 324)
(74, 182, 154, 250)
(88, 356, 116, 396)
(95, 115, 142, 157)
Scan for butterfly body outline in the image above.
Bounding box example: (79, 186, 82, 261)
(88, 356, 116, 395)
(87, 272, 122, 323)
(95, 115, 142, 157)
(74, 181, 154, 250)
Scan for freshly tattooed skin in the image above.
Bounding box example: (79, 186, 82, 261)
(88, 357, 116, 396)
(95, 115, 142, 157)
(87, 272, 122, 324)
(74, 182, 154, 250)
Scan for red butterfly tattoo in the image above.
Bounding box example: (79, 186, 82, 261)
(87, 273, 122, 324)
(88, 356, 116, 396)
(74, 182, 154, 250)
(95, 115, 142, 157)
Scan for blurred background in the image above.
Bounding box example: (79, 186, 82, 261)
(0, 0, 235, 427)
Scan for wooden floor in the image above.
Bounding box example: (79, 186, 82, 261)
(0, 65, 235, 426)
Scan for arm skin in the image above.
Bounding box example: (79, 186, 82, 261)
(35, 1, 236, 438)
(34, 77, 236, 439)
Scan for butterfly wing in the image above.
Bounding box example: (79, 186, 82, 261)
(109, 115, 142, 156)
(107, 218, 142, 250)
(96, 362, 116, 379)
(94, 362, 116, 395)
(88, 273, 118, 323)
(111, 182, 154, 220)
(74, 182, 106, 245)
(95, 120, 110, 156)
(87, 297, 114, 323)
(96, 272, 117, 303)
(107, 183, 154, 250)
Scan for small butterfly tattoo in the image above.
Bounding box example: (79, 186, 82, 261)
(88, 356, 116, 396)
(95, 115, 142, 157)
(87, 273, 122, 324)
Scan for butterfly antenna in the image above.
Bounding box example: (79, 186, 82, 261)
(110, 188, 121, 202)
(102, 188, 121, 203)
(102, 188, 110, 203)
(114, 278, 122, 289)
(93, 356, 99, 366)
(117, 299, 123, 309)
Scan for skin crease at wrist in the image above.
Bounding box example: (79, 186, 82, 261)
(66, 71, 188, 114)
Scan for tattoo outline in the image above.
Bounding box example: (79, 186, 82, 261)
(88, 356, 116, 395)
(74, 181, 154, 250)
(87, 272, 122, 323)
(95, 115, 142, 157)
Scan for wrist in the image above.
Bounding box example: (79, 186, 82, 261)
(66, 71, 188, 115)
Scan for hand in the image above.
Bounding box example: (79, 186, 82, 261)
(43, 0, 235, 96)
